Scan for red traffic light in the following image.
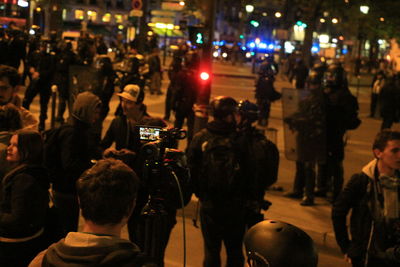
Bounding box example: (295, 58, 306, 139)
(200, 71, 210, 81)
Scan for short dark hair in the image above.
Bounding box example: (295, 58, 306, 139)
(373, 129, 400, 152)
(0, 104, 22, 131)
(76, 158, 139, 225)
(0, 65, 20, 87)
(14, 130, 43, 165)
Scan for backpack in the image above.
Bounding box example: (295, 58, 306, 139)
(238, 129, 279, 200)
(250, 132, 279, 189)
(200, 131, 241, 200)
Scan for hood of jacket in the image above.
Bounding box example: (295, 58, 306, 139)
(43, 232, 143, 266)
(71, 92, 101, 125)
(361, 159, 378, 180)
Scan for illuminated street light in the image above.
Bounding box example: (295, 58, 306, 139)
(320, 18, 325, 23)
(245, 5, 254, 13)
(179, 1, 185, 6)
(331, 18, 338, 24)
(262, 12, 267, 17)
(319, 34, 329, 44)
(380, 17, 385, 22)
(275, 12, 282, 18)
(360, 5, 369, 14)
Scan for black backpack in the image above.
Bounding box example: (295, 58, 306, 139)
(200, 131, 241, 200)
(250, 132, 279, 188)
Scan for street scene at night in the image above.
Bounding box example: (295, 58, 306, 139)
(0, 0, 400, 266)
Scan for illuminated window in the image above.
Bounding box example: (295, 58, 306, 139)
(62, 9, 67, 20)
(87, 10, 97, 21)
(115, 14, 123, 23)
(102, 13, 111, 22)
(75, 9, 84, 20)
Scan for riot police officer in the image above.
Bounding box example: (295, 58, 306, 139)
(22, 41, 56, 131)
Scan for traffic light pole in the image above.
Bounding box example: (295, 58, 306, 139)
(193, 0, 216, 135)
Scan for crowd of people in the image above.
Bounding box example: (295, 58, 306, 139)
(0, 21, 399, 267)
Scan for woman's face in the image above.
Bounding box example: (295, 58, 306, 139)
(6, 135, 20, 163)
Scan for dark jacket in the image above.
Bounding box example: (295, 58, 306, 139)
(0, 164, 49, 238)
(332, 159, 400, 264)
(187, 120, 244, 206)
(325, 88, 361, 160)
(53, 92, 101, 194)
(379, 78, 400, 119)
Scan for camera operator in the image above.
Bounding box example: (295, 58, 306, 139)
(100, 84, 184, 266)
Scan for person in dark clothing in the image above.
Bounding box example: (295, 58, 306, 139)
(148, 47, 162, 95)
(53, 41, 77, 124)
(284, 83, 326, 206)
(379, 74, 400, 130)
(187, 96, 246, 267)
(51, 91, 101, 235)
(164, 56, 183, 121)
(29, 158, 148, 267)
(96, 35, 108, 55)
(22, 41, 56, 131)
(316, 63, 361, 202)
(255, 59, 279, 127)
(5, 25, 27, 70)
(100, 84, 173, 267)
(290, 59, 309, 89)
(0, 130, 49, 267)
(173, 54, 198, 144)
(332, 129, 400, 267)
(236, 100, 279, 226)
(370, 71, 386, 118)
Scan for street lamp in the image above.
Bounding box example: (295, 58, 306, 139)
(245, 5, 254, 13)
(275, 12, 282, 18)
(331, 18, 338, 24)
(360, 5, 369, 14)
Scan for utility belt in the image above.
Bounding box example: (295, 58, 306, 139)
(0, 227, 44, 243)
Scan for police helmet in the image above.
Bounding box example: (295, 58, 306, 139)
(323, 63, 347, 89)
(209, 96, 238, 119)
(244, 220, 318, 267)
(237, 100, 259, 123)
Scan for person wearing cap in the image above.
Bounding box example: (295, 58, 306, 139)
(100, 84, 174, 265)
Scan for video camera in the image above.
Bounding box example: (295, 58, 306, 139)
(138, 125, 186, 160)
(135, 125, 191, 266)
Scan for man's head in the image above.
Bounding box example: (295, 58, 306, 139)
(0, 65, 20, 105)
(117, 84, 145, 118)
(0, 104, 22, 131)
(323, 63, 347, 93)
(373, 129, 400, 173)
(209, 96, 238, 123)
(244, 220, 318, 267)
(76, 158, 140, 226)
